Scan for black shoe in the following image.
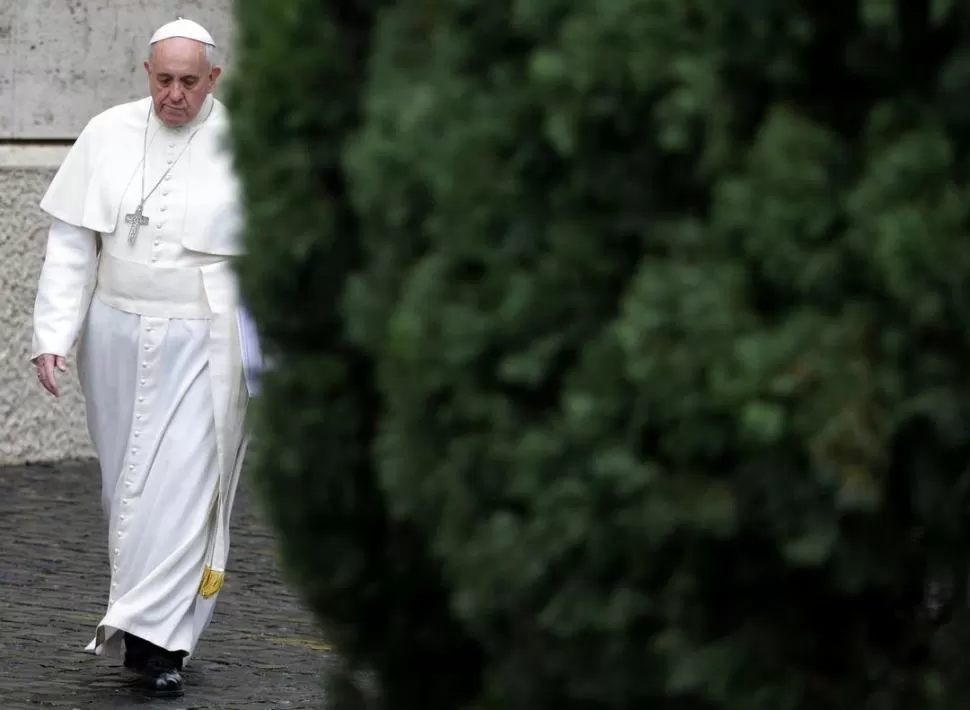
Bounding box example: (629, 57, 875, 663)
(140, 655, 184, 697)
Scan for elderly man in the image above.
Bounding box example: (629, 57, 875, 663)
(30, 18, 250, 696)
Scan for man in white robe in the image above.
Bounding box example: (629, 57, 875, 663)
(30, 18, 250, 697)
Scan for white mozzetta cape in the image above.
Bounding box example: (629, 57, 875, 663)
(41, 95, 242, 256)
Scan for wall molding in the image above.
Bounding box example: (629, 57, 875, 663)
(0, 144, 73, 169)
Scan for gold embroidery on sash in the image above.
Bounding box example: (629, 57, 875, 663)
(199, 566, 225, 598)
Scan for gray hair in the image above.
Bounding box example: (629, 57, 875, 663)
(204, 44, 218, 68)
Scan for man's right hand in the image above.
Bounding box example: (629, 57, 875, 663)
(34, 354, 67, 398)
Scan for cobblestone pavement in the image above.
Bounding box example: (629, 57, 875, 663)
(0, 460, 332, 709)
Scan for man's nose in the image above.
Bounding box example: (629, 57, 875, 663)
(170, 85, 184, 102)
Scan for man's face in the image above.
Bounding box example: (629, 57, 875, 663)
(144, 38, 221, 127)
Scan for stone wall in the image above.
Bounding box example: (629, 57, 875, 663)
(1, 0, 235, 139)
(0, 1, 234, 464)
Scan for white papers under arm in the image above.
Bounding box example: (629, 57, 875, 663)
(237, 303, 264, 396)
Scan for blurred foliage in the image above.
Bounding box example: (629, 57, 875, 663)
(228, 0, 970, 708)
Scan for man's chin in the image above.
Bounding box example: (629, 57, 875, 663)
(160, 107, 190, 126)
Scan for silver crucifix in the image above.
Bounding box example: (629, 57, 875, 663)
(125, 204, 149, 245)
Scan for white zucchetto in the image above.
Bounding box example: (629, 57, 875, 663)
(150, 17, 216, 47)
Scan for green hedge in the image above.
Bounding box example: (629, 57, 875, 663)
(227, 1, 970, 708)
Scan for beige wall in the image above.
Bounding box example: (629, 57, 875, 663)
(0, 1, 234, 464)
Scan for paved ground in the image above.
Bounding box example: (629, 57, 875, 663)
(0, 459, 332, 709)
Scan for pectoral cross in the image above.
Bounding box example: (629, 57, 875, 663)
(125, 204, 149, 245)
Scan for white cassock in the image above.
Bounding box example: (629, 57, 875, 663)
(31, 93, 251, 661)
